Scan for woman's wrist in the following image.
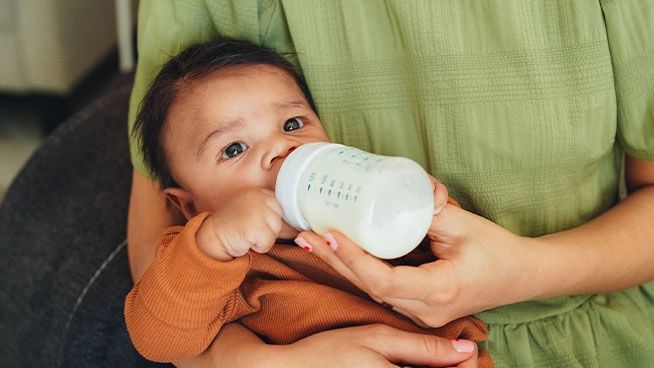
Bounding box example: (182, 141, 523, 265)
(487, 232, 548, 307)
(519, 234, 576, 301)
(174, 323, 272, 368)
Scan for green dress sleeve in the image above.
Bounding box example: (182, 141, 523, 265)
(601, 0, 654, 159)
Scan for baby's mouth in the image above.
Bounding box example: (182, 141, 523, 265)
(272, 149, 296, 191)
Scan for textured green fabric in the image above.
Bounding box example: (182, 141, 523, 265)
(128, 1, 654, 366)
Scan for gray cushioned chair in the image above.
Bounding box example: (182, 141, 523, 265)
(0, 73, 169, 367)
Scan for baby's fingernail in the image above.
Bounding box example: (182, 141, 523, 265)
(324, 233, 338, 251)
(294, 237, 313, 252)
(433, 206, 443, 215)
(452, 339, 475, 353)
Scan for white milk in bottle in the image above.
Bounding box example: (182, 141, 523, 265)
(275, 142, 434, 259)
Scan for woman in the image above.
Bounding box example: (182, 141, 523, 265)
(128, 1, 654, 366)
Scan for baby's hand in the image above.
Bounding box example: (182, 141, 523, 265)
(195, 188, 284, 261)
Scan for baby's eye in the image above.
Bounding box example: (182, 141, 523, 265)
(222, 142, 248, 159)
(284, 118, 305, 131)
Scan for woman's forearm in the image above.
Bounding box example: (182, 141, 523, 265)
(127, 170, 186, 282)
(173, 323, 270, 368)
(530, 183, 654, 300)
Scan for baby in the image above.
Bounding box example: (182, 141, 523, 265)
(124, 38, 490, 365)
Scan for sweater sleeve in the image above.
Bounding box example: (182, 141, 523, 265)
(124, 213, 250, 362)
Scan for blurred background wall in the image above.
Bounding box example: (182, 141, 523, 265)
(0, 0, 138, 201)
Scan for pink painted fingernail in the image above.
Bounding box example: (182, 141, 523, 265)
(294, 237, 313, 252)
(324, 233, 338, 251)
(452, 339, 475, 353)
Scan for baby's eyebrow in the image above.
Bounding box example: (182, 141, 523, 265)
(196, 120, 244, 159)
(273, 100, 308, 110)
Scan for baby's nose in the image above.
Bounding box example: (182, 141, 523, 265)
(265, 143, 296, 168)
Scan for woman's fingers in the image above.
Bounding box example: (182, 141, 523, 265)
(295, 231, 366, 290)
(429, 175, 450, 215)
(278, 324, 478, 368)
(359, 325, 477, 367)
(297, 230, 451, 308)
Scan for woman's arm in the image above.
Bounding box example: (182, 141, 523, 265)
(174, 323, 479, 368)
(127, 170, 186, 281)
(531, 155, 654, 296)
(301, 155, 654, 327)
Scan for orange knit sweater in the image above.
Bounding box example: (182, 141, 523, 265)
(125, 211, 492, 366)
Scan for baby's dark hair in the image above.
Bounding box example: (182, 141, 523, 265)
(133, 38, 316, 188)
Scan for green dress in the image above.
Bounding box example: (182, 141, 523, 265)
(128, 1, 654, 366)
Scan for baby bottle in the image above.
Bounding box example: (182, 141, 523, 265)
(275, 142, 434, 259)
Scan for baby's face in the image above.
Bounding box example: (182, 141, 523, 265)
(163, 64, 328, 215)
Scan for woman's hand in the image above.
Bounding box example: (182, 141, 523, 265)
(174, 323, 478, 368)
(298, 203, 531, 327)
(295, 172, 532, 327)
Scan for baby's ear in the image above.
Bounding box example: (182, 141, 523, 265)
(164, 187, 198, 220)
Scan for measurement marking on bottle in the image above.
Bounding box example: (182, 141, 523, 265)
(309, 180, 357, 201)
